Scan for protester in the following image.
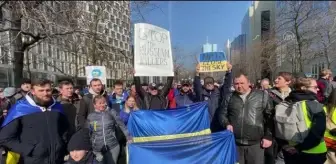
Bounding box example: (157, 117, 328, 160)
(265, 72, 293, 164)
(325, 90, 336, 164)
(141, 83, 149, 92)
(260, 78, 271, 90)
(119, 96, 139, 125)
(57, 79, 80, 137)
(194, 62, 232, 132)
(129, 83, 143, 108)
(12, 78, 32, 102)
(109, 80, 128, 113)
(74, 87, 83, 100)
(281, 77, 326, 164)
(66, 128, 102, 164)
(87, 95, 129, 164)
(0, 79, 69, 164)
(175, 80, 197, 107)
(218, 73, 273, 164)
(134, 71, 174, 109)
(2, 87, 17, 114)
(77, 78, 110, 128)
(317, 69, 332, 104)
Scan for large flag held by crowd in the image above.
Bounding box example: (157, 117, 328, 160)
(127, 102, 211, 142)
(126, 102, 238, 164)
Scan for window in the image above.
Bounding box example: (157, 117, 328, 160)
(44, 58, 48, 70)
(311, 62, 326, 78)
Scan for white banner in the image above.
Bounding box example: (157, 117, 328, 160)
(134, 23, 174, 76)
(85, 66, 107, 85)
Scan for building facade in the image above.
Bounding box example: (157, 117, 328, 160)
(0, 1, 132, 87)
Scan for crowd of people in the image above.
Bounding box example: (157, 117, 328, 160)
(0, 63, 335, 164)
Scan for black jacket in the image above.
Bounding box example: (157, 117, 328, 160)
(77, 90, 109, 129)
(57, 96, 80, 138)
(134, 77, 173, 110)
(0, 95, 69, 164)
(284, 90, 326, 152)
(218, 89, 273, 145)
(65, 151, 102, 164)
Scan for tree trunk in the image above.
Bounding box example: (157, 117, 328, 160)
(12, 13, 23, 87)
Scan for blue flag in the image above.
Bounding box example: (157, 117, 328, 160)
(127, 131, 238, 164)
(128, 102, 211, 142)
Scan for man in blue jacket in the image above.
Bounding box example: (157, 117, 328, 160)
(109, 80, 128, 114)
(194, 62, 232, 132)
(175, 80, 197, 107)
(0, 79, 69, 164)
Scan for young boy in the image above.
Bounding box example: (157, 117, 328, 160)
(87, 95, 130, 164)
(66, 128, 102, 164)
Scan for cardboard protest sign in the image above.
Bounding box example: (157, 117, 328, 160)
(134, 23, 174, 76)
(85, 66, 107, 85)
(199, 52, 227, 72)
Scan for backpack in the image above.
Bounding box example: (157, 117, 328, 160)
(274, 100, 309, 143)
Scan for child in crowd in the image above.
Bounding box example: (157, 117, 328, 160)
(66, 128, 102, 164)
(119, 96, 139, 125)
(87, 95, 130, 164)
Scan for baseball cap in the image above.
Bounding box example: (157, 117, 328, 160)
(149, 83, 158, 90)
(181, 80, 191, 86)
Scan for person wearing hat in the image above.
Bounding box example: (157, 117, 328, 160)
(66, 128, 102, 164)
(175, 80, 197, 108)
(194, 62, 233, 132)
(134, 70, 174, 110)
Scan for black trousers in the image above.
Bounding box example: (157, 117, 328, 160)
(237, 143, 264, 164)
(283, 151, 326, 164)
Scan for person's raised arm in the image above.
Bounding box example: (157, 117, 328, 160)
(134, 71, 146, 100)
(161, 77, 174, 97)
(220, 63, 233, 99)
(193, 64, 202, 102)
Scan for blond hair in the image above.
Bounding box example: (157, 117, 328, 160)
(320, 69, 332, 77)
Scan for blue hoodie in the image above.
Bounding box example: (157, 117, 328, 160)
(109, 91, 128, 113)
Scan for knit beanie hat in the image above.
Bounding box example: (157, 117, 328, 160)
(67, 128, 92, 152)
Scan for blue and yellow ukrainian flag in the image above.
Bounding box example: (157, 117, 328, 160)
(199, 52, 227, 72)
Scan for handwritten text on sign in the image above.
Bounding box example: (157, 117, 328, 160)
(134, 23, 174, 76)
(199, 52, 227, 72)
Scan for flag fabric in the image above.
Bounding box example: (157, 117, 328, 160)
(127, 131, 238, 164)
(127, 102, 211, 142)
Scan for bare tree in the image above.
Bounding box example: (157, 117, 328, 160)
(0, 1, 84, 87)
(312, 4, 336, 68)
(276, 1, 324, 73)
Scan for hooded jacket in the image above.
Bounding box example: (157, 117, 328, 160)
(77, 88, 110, 128)
(65, 152, 102, 164)
(109, 91, 128, 113)
(87, 107, 129, 152)
(0, 94, 69, 164)
(284, 90, 326, 152)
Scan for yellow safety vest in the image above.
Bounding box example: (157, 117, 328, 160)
(324, 107, 336, 149)
(299, 101, 327, 154)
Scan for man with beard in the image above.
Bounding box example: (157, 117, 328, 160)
(77, 78, 110, 129)
(175, 80, 197, 107)
(0, 79, 69, 164)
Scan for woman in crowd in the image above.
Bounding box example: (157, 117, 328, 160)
(119, 96, 139, 125)
(282, 77, 326, 164)
(324, 90, 336, 164)
(265, 72, 293, 164)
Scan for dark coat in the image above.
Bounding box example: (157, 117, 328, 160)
(0, 95, 69, 164)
